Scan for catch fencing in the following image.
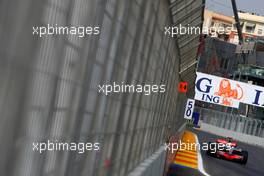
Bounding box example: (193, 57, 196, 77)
(0, 0, 189, 176)
(199, 108, 264, 138)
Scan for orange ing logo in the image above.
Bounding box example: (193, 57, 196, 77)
(214, 79, 243, 106)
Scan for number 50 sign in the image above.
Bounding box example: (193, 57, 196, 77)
(184, 99, 195, 120)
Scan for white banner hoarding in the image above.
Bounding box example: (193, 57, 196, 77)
(195, 72, 264, 108)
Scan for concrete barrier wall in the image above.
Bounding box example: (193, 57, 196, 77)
(199, 108, 264, 137)
(128, 123, 186, 176)
(201, 122, 264, 147)
(128, 146, 166, 176)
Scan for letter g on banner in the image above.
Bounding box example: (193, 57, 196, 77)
(196, 77, 212, 93)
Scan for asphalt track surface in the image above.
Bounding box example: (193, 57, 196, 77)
(168, 129, 264, 176)
(194, 128, 264, 176)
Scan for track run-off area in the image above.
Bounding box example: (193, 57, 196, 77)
(167, 128, 264, 176)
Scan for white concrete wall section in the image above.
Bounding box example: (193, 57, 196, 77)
(201, 122, 264, 147)
(128, 145, 166, 176)
(128, 122, 187, 176)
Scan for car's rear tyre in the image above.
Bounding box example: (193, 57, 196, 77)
(240, 151, 248, 165)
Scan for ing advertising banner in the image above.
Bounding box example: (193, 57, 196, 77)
(195, 72, 264, 109)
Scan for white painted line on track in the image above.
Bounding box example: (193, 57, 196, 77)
(194, 134, 211, 176)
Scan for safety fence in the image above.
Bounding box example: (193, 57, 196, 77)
(0, 0, 192, 176)
(199, 108, 264, 138)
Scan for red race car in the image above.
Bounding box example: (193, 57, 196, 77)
(207, 138, 248, 165)
(216, 137, 237, 147)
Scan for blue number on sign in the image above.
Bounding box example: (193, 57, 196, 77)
(186, 101, 193, 116)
